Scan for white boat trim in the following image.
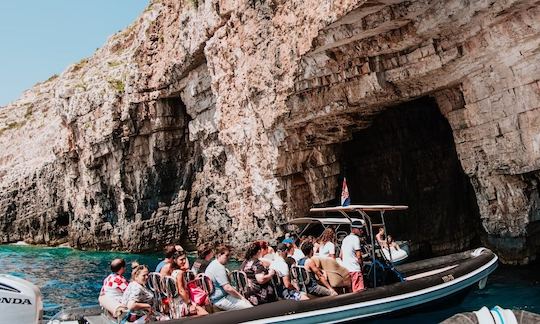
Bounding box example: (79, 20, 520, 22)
(246, 252, 498, 323)
(286, 217, 365, 225)
(405, 265, 458, 281)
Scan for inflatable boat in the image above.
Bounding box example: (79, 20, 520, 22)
(168, 247, 498, 324)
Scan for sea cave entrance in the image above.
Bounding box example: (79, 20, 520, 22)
(340, 97, 481, 257)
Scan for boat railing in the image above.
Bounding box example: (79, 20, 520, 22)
(147, 272, 166, 314)
(229, 270, 249, 297)
(190, 273, 214, 296)
(290, 265, 310, 293)
(183, 270, 196, 284)
(271, 273, 283, 299)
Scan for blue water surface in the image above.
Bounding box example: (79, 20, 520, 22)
(0, 245, 161, 318)
(1, 245, 539, 322)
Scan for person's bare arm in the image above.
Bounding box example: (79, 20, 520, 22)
(283, 275, 294, 290)
(222, 283, 247, 300)
(175, 271, 190, 304)
(159, 264, 170, 277)
(307, 261, 337, 295)
(127, 300, 152, 312)
(355, 249, 363, 266)
(255, 269, 275, 284)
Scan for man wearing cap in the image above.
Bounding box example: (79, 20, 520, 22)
(270, 243, 309, 301)
(341, 222, 365, 292)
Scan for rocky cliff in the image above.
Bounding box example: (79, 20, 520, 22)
(1, 0, 539, 264)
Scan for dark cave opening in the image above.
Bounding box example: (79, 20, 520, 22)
(121, 96, 193, 222)
(340, 97, 482, 257)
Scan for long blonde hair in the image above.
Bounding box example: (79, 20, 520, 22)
(318, 228, 335, 244)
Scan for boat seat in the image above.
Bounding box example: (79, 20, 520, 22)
(163, 275, 191, 319)
(191, 273, 214, 296)
(229, 270, 249, 297)
(162, 276, 179, 299)
(270, 273, 283, 299)
(290, 265, 310, 293)
(184, 269, 196, 283)
(147, 272, 166, 313)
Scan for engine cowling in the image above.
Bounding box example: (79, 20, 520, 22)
(0, 274, 43, 324)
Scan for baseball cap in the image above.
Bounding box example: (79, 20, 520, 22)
(282, 238, 294, 244)
(351, 221, 364, 228)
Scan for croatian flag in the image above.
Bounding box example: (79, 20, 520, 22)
(341, 177, 351, 206)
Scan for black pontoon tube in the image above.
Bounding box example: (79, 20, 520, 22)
(162, 248, 497, 324)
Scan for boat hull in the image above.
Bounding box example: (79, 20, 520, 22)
(166, 248, 498, 324)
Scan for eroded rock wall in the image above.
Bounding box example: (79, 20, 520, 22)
(0, 0, 539, 262)
(284, 0, 540, 263)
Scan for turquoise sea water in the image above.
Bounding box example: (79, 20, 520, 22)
(1, 245, 539, 322)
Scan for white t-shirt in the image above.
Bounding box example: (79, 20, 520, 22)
(269, 255, 289, 277)
(289, 248, 305, 262)
(319, 242, 335, 257)
(341, 234, 361, 272)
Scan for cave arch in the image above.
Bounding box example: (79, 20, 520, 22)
(340, 97, 482, 256)
(278, 96, 482, 257)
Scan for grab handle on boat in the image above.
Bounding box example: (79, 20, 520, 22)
(472, 248, 488, 257)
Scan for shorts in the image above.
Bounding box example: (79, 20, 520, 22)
(350, 271, 365, 292)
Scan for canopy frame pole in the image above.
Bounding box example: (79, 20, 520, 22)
(356, 209, 376, 288)
(338, 210, 354, 226)
(299, 223, 310, 238)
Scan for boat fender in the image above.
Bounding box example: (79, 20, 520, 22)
(473, 306, 518, 324)
(472, 248, 487, 257)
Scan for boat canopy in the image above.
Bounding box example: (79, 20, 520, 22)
(310, 204, 408, 213)
(287, 217, 365, 225)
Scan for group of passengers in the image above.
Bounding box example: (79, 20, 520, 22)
(99, 221, 367, 322)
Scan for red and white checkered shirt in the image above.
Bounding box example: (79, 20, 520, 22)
(100, 273, 128, 301)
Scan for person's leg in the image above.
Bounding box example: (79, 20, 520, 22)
(309, 284, 333, 296)
(350, 272, 365, 292)
(284, 288, 308, 301)
(216, 295, 253, 310)
(213, 296, 233, 311)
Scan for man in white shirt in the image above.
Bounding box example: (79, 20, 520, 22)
(269, 243, 308, 300)
(340, 222, 365, 292)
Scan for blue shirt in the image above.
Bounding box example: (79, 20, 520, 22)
(155, 260, 167, 273)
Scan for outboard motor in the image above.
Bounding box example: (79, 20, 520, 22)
(0, 274, 43, 324)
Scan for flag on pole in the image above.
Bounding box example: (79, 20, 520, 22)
(341, 177, 351, 206)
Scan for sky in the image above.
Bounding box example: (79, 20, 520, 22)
(0, 1, 149, 106)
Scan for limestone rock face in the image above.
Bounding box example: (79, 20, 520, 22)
(1, 0, 539, 263)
